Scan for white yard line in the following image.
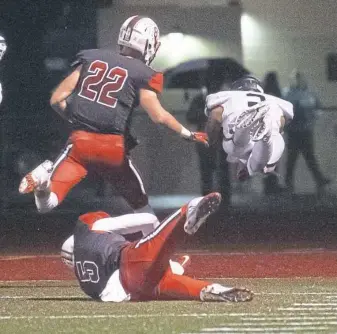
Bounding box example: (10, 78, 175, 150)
(0, 295, 82, 299)
(183, 333, 295, 334)
(3, 292, 337, 299)
(0, 255, 59, 260)
(223, 322, 337, 326)
(294, 303, 337, 306)
(243, 316, 337, 321)
(200, 327, 330, 332)
(1, 248, 337, 260)
(256, 292, 337, 295)
(278, 307, 337, 311)
(0, 313, 257, 320)
(1, 278, 337, 283)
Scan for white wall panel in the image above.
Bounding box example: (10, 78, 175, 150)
(241, 0, 337, 106)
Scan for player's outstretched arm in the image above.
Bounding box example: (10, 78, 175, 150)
(205, 106, 223, 147)
(50, 65, 82, 119)
(140, 88, 208, 146)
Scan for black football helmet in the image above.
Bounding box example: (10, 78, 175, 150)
(231, 75, 264, 93)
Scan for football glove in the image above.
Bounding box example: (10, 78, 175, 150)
(186, 131, 209, 147)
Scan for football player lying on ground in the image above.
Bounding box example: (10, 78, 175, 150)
(19, 15, 207, 230)
(63, 192, 253, 302)
(205, 75, 293, 181)
(61, 207, 189, 276)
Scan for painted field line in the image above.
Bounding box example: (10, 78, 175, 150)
(1, 248, 337, 260)
(279, 307, 337, 311)
(183, 332, 296, 334)
(256, 292, 337, 296)
(0, 313, 261, 320)
(223, 321, 337, 326)
(2, 293, 337, 301)
(200, 327, 330, 332)
(2, 278, 337, 283)
(200, 277, 337, 280)
(294, 303, 337, 306)
(0, 280, 76, 283)
(0, 255, 58, 260)
(0, 295, 83, 300)
(3, 293, 337, 304)
(243, 316, 337, 321)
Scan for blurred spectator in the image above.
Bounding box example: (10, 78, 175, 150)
(263, 71, 282, 98)
(262, 71, 284, 194)
(186, 84, 230, 207)
(283, 69, 330, 193)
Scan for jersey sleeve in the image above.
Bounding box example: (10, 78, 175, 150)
(137, 67, 163, 94)
(147, 72, 163, 94)
(205, 91, 231, 116)
(70, 49, 96, 68)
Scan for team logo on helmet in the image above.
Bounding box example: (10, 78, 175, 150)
(124, 27, 132, 42)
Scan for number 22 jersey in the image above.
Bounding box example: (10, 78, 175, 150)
(68, 49, 163, 134)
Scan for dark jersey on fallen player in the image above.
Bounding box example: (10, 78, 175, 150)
(67, 49, 163, 134)
(73, 220, 128, 300)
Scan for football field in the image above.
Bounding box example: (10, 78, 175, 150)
(1, 251, 337, 333)
(2, 279, 337, 333)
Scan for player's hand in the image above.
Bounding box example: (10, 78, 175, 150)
(187, 132, 209, 147)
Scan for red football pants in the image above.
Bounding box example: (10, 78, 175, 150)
(50, 130, 148, 210)
(119, 206, 210, 301)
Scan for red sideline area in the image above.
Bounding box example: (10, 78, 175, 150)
(1, 250, 337, 281)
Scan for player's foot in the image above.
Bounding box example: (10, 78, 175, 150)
(169, 255, 191, 275)
(236, 104, 269, 131)
(184, 192, 222, 235)
(200, 283, 253, 302)
(19, 160, 53, 194)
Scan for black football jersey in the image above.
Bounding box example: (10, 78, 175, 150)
(73, 221, 127, 300)
(68, 49, 163, 134)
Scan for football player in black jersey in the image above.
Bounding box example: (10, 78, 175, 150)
(19, 16, 208, 225)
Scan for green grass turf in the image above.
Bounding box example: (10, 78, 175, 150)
(1, 278, 337, 333)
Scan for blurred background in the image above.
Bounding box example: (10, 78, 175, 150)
(1, 0, 337, 253)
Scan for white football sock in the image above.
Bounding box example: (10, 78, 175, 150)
(92, 213, 159, 236)
(34, 190, 59, 213)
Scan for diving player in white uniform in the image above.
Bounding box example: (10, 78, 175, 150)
(205, 76, 293, 180)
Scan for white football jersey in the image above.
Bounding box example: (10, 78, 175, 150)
(206, 90, 293, 140)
